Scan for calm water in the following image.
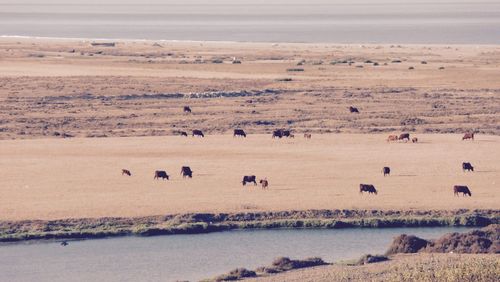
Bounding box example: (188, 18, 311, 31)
(0, 227, 471, 282)
(0, 0, 499, 43)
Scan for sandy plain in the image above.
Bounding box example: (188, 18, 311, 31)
(0, 133, 498, 221)
(0, 38, 499, 221)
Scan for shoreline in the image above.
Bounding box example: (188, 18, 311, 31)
(1, 209, 498, 244)
(2, 35, 500, 47)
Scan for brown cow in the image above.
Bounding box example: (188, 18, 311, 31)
(412, 137, 418, 143)
(304, 133, 312, 139)
(260, 179, 269, 189)
(179, 131, 188, 137)
(387, 135, 398, 142)
(122, 169, 132, 176)
(360, 184, 377, 195)
(462, 133, 474, 141)
(454, 185, 471, 196)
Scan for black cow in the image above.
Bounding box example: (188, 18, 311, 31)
(234, 129, 247, 138)
(399, 133, 410, 142)
(184, 106, 192, 113)
(462, 162, 474, 172)
(382, 167, 390, 176)
(192, 130, 205, 137)
(181, 166, 193, 178)
(179, 131, 188, 137)
(242, 175, 257, 186)
(122, 169, 132, 176)
(282, 130, 292, 138)
(454, 185, 472, 196)
(360, 184, 377, 194)
(349, 106, 359, 113)
(154, 170, 169, 180)
(272, 130, 283, 138)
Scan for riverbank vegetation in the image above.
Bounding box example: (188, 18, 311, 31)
(0, 209, 498, 243)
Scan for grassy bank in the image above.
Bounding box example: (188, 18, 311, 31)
(1, 209, 498, 243)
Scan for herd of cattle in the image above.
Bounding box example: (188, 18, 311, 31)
(121, 106, 478, 197)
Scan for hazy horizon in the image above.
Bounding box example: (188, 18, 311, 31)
(1, 0, 499, 43)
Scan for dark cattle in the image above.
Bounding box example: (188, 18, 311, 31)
(462, 162, 474, 172)
(234, 129, 247, 138)
(382, 167, 390, 176)
(122, 169, 132, 176)
(462, 133, 474, 141)
(412, 137, 418, 143)
(399, 133, 410, 142)
(360, 184, 377, 195)
(192, 130, 204, 137)
(272, 130, 283, 138)
(181, 166, 193, 178)
(349, 106, 359, 113)
(183, 106, 192, 113)
(60, 241, 68, 246)
(289, 134, 295, 138)
(242, 175, 257, 186)
(154, 170, 169, 180)
(454, 185, 472, 197)
(304, 133, 312, 139)
(179, 131, 188, 137)
(282, 130, 292, 138)
(260, 179, 269, 189)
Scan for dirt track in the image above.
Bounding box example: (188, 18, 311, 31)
(0, 134, 498, 220)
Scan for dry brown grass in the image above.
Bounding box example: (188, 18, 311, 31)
(250, 254, 500, 282)
(0, 39, 499, 139)
(0, 134, 498, 220)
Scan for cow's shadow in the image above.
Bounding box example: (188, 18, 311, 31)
(395, 174, 418, 177)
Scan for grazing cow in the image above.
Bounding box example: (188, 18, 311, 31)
(454, 185, 472, 197)
(399, 133, 410, 142)
(282, 130, 292, 138)
(462, 133, 474, 141)
(179, 131, 188, 137)
(192, 130, 205, 137)
(260, 179, 269, 189)
(412, 137, 418, 143)
(183, 106, 192, 113)
(233, 129, 247, 138)
(304, 133, 312, 139)
(349, 106, 359, 113)
(360, 184, 377, 194)
(289, 134, 295, 138)
(387, 135, 398, 142)
(382, 167, 390, 176)
(154, 170, 169, 180)
(462, 162, 474, 172)
(272, 130, 283, 138)
(122, 169, 132, 176)
(60, 241, 68, 246)
(180, 166, 193, 178)
(242, 175, 257, 186)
